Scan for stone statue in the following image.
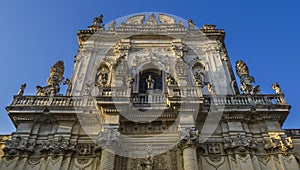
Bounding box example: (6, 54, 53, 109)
(36, 86, 45, 96)
(97, 67, 109, 87)
(188, 19, 195, 29)
(92, 14, 104, 27)
(235, 60, 260, 95)
(36, 61, 65, 96)
(194, 72, 203, 87)
(109, 20, 116, 30)
(166, 74, 175, 86)
(207, 83, 215, 95)
(146, 75, 155, 90)
(17, 83, 26, 96)
(272, 82, 282, 94)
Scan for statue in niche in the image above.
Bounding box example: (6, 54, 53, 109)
(17, 83, 26, 96)
(194, 72, 203, 87)
(97, 67, 109, 87)
(272, 82, 282, 94)
(146, 75, 155, 90)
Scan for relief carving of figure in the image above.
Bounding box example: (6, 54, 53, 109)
(126, 75, 134, 88)
(146, 75, 155, 90)
(17, 83, 26, 96)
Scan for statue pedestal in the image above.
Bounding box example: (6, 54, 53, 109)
(146, 90, 154, 103)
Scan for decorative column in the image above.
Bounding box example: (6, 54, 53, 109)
(98, 128, 119, 170)
(179, 127, 199, 170)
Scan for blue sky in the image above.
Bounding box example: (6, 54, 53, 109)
(0, 1, 299, 134)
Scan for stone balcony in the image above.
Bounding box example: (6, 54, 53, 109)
(6, 91, 290, 128)
(9, 91, 288, 109)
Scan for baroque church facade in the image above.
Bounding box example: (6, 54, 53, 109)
(0, 13, 299, 170)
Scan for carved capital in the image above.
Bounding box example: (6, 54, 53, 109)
(178, 127, 199, 148)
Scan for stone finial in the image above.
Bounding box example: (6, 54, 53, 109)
(272, 82, 283, 94)
(17, 83, 26, 96)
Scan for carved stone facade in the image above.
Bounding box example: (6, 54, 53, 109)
(1, 13, 299, 170)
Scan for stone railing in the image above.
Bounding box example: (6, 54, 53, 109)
(11, 96, 93, 107)
(204, 94, 287, 106)
(10, 93, 287, 108)
(132, 93, 167, 104)
(167, 86, 202, 97)
(99, 87, 130, 97)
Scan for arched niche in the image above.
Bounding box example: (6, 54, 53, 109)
(192, 62, 207, 86)
(95, 63, 111, 87)
(135, 63, 165, 94)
